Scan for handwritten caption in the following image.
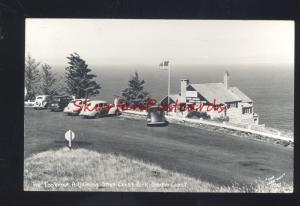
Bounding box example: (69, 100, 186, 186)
(72, 97, 226, 113)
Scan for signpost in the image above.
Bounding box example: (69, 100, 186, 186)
(159, 60, 171, 115)
(65, 130, 75, 150)
(186, 91, 198, 98)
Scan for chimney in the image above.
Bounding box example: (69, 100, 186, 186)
(224, 71, 229, 89)
(180, 79, 189, 100)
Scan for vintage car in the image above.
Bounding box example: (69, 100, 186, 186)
(63, 98, 90, 115)
(48, 96, 74, 112)
(24, 100, 35, 107)
(33, 95, 52, 110)
(79, 100, 110, 118)
(107, 106, 122, 116)
(146, 106, 168, 127)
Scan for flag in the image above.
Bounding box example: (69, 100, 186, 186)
(163, 61, 169, 67)
(159, 62, 163, 69)
(159, 60, 170, 70)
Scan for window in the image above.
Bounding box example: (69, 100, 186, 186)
(242, 107, 252, 114)
(230, 102, 238, 108)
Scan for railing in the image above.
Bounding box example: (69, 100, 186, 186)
(165, 115, 293, 142)
(122, 110, 148, 116)
(121, 110, 293, 143)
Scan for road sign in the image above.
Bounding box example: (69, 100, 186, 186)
(65, 130, 75, 149)
(65, 130, 75, 141)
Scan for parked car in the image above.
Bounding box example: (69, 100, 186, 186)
(146, 106, 168, 127)
(79, 100, 110, 118)
(33, 95, 52, 110)
(63, 98, 90, 115)
(48, 96, 74, 112)
(107, 106, 122, 116)
(24, 100, 35, 107)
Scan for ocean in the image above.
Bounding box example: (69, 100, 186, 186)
(55, 64, 294, 132)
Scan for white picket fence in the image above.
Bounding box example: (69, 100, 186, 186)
(122, 110, 293, 143)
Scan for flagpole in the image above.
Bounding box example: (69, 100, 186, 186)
(167, 60, 170, 115)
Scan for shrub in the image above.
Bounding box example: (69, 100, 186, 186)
(186, 111, 210, 119)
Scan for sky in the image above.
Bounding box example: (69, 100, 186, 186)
(25, 19, 294, 68)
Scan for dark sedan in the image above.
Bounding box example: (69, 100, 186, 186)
(146, 106, 168, 127)
(48, 96, 74, 112)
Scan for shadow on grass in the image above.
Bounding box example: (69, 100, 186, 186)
(54, 140, 93, 147)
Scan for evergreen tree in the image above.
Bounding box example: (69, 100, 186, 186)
(121, 72, 150, 107)
(55, 76, 69, 96)
(40, 64, 58, 95)
(25, 55, 40, 100)
(65, 53, 101, 98)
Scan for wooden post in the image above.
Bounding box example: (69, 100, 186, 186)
(69, 131, 72, 150)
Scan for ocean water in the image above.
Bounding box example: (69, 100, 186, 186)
(55, 64, 294, 132)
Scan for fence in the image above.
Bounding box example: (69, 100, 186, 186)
(122, 110, 293, 143)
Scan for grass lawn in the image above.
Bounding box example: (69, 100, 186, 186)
(24, 148, 292, 192)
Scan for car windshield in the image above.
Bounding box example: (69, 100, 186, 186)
(149, 107, 162, 112)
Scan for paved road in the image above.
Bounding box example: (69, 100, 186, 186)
(24, 109, 293, 186)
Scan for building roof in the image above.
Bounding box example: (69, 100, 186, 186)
(229, 87, 252, 102)
(160, 80, 253, 105)
(189, 83, 252, 104)
(161, 94, 185, 103)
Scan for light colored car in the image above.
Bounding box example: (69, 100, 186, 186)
(107, 106, 122, 116)
(79, 100, 110, 118)
(33, 95, 52, 109)
(24, 100, 35, 107)
(63, 98, 90, 115)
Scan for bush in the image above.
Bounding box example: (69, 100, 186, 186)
(186, 111, 210, 119)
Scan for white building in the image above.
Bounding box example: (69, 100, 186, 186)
(161, 72, 259, 125)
